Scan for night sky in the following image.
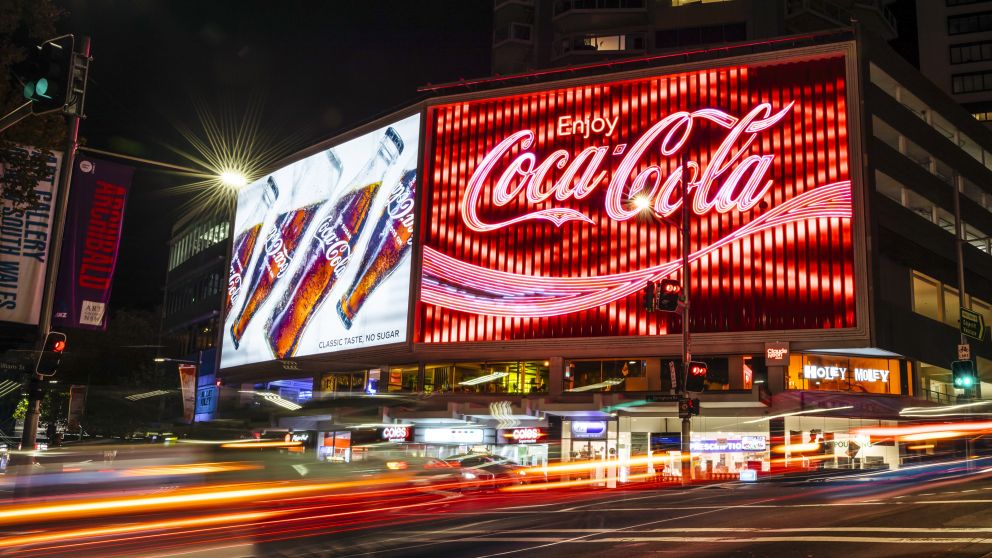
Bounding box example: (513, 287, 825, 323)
(56, 0, 493, 311)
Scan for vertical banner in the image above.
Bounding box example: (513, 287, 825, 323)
(179, 364, 197, 423)
(0, 146, 63, 325)
(52, 156, 133, 330)
(66, 384, 87, 432)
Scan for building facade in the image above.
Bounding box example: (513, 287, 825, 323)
(917, 0, 992, 124)
(213, 30, 992, 480)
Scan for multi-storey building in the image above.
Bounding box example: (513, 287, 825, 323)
(211, 29, 992, 480)
(492, 0, 897, 75)
(917, 0, 992, 124)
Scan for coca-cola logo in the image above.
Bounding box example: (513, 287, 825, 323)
(421, 100, 853, 319)
(387, 182, 416, 243)
(461, 103, 792, 232)
(315, 219, 352, 275)
(264, 228, 290, 278)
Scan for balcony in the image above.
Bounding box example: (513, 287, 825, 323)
(494, 22, 534, 47)
(553, 0, 648, 35)
(551, 32, 646, 63)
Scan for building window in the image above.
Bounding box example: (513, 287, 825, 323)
(952, 70, 992, 93)
(386, 364, 419, 392)
(950, 41, 992, 64)
(948, 11, 992, 35)
(423, 361, 548, 394)
(565, 359, 647, 392)
(911, 271, 942, 322)
(974, 111, 992, 121)
(556, 33, 646, 57)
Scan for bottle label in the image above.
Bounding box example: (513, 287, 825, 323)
(228, 260, 244, 303)
(264, 227, 291, 278)
(315, 218, 353, 277)
(387, 181, 415, 245)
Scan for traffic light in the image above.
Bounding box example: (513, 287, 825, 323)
(644, 281, 656, 311)
(21, 36, 74, 114)
(678, 397, 700, 417)
(952, 360, 976, 389)
(657, 279, 681, 312)
(685, 361, 707, 393)
(35, 331, 67, 376)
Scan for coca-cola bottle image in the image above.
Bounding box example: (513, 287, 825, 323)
(336, 168, 416, 329)
(228, 149, 343, 348)
(266, 127, 404, 359)
(225, 177, 279, 317)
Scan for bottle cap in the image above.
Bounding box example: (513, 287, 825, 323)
(262, 176, 279, 207)
(381, 127, 404, 163)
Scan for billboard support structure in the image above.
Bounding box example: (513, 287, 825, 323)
(21, 36, 89, 452)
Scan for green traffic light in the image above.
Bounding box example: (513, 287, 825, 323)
(35, 78, 49, 98)
(23, 82, 34, 100)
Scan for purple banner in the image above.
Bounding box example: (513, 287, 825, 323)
(52, 155, 133, 330)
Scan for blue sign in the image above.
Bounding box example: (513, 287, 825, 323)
(571, 421, 607, 438)
(196, 386, 217, 414)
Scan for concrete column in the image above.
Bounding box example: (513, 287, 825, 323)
(646, 358, 662, 391)
(549, 356, 565, 396)
(768, 365, 786, 394)
(728, 356, 744, 390)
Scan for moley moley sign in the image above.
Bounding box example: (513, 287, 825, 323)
(803, 365, 890, 383)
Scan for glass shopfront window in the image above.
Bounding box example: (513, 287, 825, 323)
(786, 354, 903, 395)
(565, 359, 647, 392)
(386, 364, 419, 392)
(319, 371, 367, 394)
(423, 361, 549, 394)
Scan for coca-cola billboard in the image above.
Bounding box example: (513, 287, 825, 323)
(419, 54, 855, 342)
(221, 113, 420, 368)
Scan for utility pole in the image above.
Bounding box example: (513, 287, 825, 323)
(680, 155, 692, 485)
(20, 36, 90, 452)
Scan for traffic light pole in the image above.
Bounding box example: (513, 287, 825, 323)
(20, 37, 89, 452)
(680, 157, 692, 485)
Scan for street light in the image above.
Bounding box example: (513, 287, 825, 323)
(219, 170, 248, 189)
(636, 160, 694, 485)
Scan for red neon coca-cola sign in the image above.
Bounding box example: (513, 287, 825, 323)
(419, 55, 854, 342)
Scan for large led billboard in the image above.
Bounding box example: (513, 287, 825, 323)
(221, 113, 419, 368)
(419, 55, 854, 343)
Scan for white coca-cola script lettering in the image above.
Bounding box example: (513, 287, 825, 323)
(460, 102, 794, 232)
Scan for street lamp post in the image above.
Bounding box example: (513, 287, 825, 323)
(636, 157, 694, 485)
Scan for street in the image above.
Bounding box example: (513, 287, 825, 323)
(8, 457, 992, 557)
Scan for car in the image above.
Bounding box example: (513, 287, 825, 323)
(444, 453, 531, 488)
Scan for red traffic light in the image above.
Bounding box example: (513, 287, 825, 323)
(685, 361, 708, 393)
(661, 280, 681, 294)
(689, 363, 706, 376)
(52, 339, 66, 353)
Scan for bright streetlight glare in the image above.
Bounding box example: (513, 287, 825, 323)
(633, 195, 651, 211)
(219, 171, 248, 189)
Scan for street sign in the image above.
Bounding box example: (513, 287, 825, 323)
(961, 308, 987, 341)
(959, 344, 972, 360)
(646, 394, 681, 403)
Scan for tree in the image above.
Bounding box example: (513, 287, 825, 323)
(0, 0, 67, 209)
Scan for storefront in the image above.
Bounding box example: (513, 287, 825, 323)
(495, 426, 549, 466)
(413, 426, 496, 460)
(786, 353, 908, 395)
(782, 416, 901, 470)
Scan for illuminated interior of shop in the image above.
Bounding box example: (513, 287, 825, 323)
(424, 361, 549, 394)
(565, 359, 647, 392)
(786, 354, 904, 394)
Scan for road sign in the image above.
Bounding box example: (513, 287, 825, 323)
(959, 344, 972, 360)
(646, 394, 681, 403)
(961, 308, 987, 341)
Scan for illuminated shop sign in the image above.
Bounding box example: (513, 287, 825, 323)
(571, 421, 608, 439)
(422, 428, 485, 444)
(221, 113, 420, 369)
(381, 426, 412, 442)
(499, 427, 547, 444)
(420, 55, 854, 343)
(802, 365, 890, 383)
(690, 435, 767, 453)
(765, 342, 790, 364)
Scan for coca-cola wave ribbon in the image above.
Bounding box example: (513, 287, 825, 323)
(422, 180, 851, 318)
